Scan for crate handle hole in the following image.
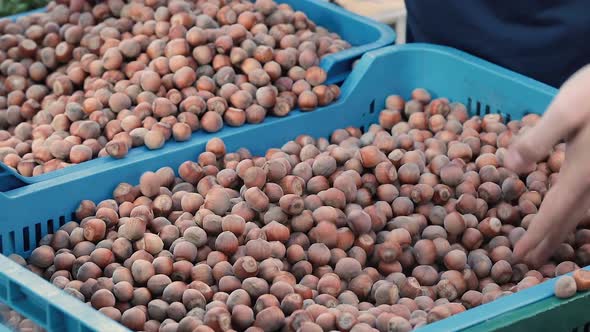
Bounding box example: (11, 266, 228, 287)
(8, 282, 46, 326)
(48, 306, 66, 330)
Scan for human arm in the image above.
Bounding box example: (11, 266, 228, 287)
(506, 65, 590, 267)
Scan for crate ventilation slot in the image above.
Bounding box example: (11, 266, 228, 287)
(35, 223, 42, 247)
(22, 227, 30, 252)
(369, 99, 376, 114)
(58, 215, 66, 227)
(467, 98, 511, 122)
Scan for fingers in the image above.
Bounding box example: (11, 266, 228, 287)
(524, 206, 584, 268)
(505, 66, 590, 174)
(512, 177, 581, 264)
(523, 195, 589, 268)
(514, 121, 590, 266)
(504, 103, 574, 174)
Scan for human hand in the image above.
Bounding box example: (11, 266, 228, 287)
(506, 65, 590, 268)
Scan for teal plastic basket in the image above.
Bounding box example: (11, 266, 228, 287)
(0, 44, 559, 331)
(0, 0, 395, 190)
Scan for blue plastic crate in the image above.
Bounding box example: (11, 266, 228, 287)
(1, 7, 45, 20)
(0, 44, 559, 331)
(0, 1, 395, 190)
(0, 256, 127, 332)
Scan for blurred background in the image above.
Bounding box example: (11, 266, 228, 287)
(0, 0, 48, 17)
(334, 0, 406, 44)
